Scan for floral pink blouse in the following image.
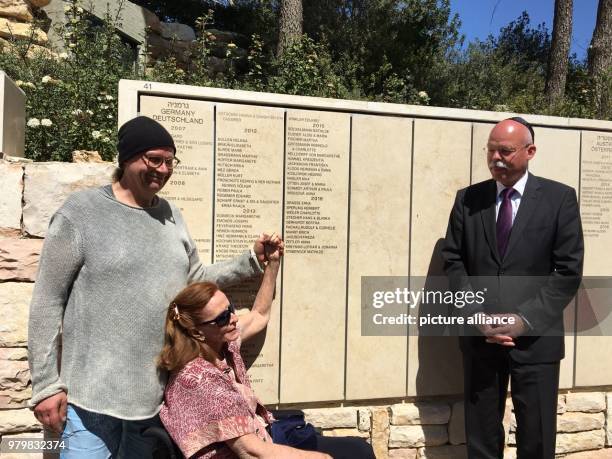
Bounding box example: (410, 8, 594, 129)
(160, 337, 274, 458)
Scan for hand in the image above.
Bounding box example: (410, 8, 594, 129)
(472, 313, 515, 347)
(33, 391, 67, 434)
(253, 233, 271, 264)
(264, 233, 284, 263)
(487, 313, 529, 339)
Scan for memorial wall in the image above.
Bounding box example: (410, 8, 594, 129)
(119, 80, 612, 405)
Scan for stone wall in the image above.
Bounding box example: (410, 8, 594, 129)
(0, 157, 611, 457)
(0, 0, 50, 56)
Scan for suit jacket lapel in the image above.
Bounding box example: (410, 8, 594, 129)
(480, 180, 501, 265)
(504, 173, 541, 259)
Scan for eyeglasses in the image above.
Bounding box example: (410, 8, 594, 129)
(141, 154, 181, 169)
(485, 144, 531, 156)
(199, 303, 236, 327)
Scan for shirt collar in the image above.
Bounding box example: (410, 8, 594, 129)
(496, 171, 528, 198)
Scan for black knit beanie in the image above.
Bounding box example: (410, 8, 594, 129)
(117, 116, 176, 164)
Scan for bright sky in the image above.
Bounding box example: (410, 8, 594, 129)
(450, 0, 599, 60)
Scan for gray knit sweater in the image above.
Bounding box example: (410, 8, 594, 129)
(28, 185, 262, 419)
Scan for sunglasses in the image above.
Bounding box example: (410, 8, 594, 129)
(199, 303, 236, 327)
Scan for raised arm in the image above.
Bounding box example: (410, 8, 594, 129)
(238, 234, 283, 342)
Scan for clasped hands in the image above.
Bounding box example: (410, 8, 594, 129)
(474, 313, 529, 347)
(253, 232, 284, 264)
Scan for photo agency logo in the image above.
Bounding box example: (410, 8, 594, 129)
(360, 276, 612, 337)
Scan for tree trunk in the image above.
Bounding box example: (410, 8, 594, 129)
(277, 0, 303, 57)
(545, 0, 573, 108)
(589, 0, 612, 118)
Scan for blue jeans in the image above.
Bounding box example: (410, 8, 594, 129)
(60, 404, 162, 459)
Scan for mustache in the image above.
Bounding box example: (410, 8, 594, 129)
(489, 160, 508, 169)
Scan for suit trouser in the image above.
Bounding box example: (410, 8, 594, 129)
(462, 350, 560, 459)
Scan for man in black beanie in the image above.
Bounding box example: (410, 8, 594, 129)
(28, 115, 283, 457)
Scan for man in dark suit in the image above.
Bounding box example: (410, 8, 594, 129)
(442, 117, 584, 458)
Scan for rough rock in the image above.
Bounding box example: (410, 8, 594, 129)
(388, 448, 418, 459)
(321, 428, 369, 439)
(0, 17, 46, 43)
(303, 407, 357, 429)
(371, 408, 390, 459)
(558, 394, 567, 414)
(0, 282, 33, 347)
(0, 348, 28, 360)
(0, 408, 41, 434)
(556, 429, 606, 454)
(0, 0, 33, 22)
(160, 22, 195, 41)
(0, 161, 23, 237)
(557, 412, 605, 433)
(22, 162, 114, 237)
(0, 238, 43, 281)
(418, 445, 468, 459)
(0, 359, 30, 390)
(563, 448, 612, 458)
(358, 407, 371, 432)
(565, 392, 606, 413)
(390, 402, 450, 425)
(448, 401, 465, 445)
(28, 0, 51, 7)
(72, 150, 104, 163)
(388, 425, 448, 448)
(0, 387, 31, 408)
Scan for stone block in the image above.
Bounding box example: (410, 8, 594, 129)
(72, 150, 104, 163)
(448, 401, 465, 445)
(303, 407, 357, 429)
(22, 162, 114, 237)
(0, 386, 31, 408)
(503, 447, 517, 459)
(389, 448, 418, 459)
(0, 282, 33, 347)
(563, 448, 612, 458)
(321, 428, 369, 439)
(0, 17, 46, 42)
(557, 412, 605, 433)
(358, 408, 371, 432)
(0, 408, 41, 433)
(0, 161, 23, 237)
(418, 445, 468, 459)
(0, 359, 29, 390)
(508, 432, 515, 446)
(0, 238, 43, 281)
(565, 393, 606, 413)
(556, 430, 606, 454)
(0, 431, 45, 458)
(390, 402, 451, 425)
(388, 425, 448, 448)
(0, 0, 33, 22)
(0, 348, 27, 360)
(558, 394, 567, 414)
(371, 408, 390, 459)
(607, 393, 611, 446)
(160, 22, 195, 41)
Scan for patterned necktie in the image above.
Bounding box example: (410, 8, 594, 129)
(496, 187, 516, 259)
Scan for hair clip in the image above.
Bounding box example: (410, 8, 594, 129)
(171, 302, 180, 321)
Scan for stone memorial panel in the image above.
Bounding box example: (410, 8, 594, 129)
(140, 96, 215, 262)
(0, 71, 25, 157)
(280, 109, 350, 403)
(214, 103, 284, 403)
(408, 119, 471, 396)
(346, 115, 412, 400)
(575, 131, 612, 387)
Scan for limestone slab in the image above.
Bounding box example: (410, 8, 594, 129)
(389, 448, 418, 459)
(321, 427, 369, 439)
(0, 161, 23, 235)
(408, 119, 471, 397)
(471, 122, 495, 184)
(556, 429, 606, 454)
(0, 72, 24, 157)
(0, 359, 29, 390)
(417, 445, 468, 459)
(358, 407, 371, 432)
(0, 282, 32, 347)
(0, 0, 32, 22)
(0, 386, 31, 408)
(303, 407, 357, 429)
(0, 408, 41, 434)
(139, 96, 215, 263)
(280, 109, 350, 403)
(0, 238, 43, 281)
(563, 449, 612, 458)
(346, 115, 411, 400)
(388, 425, 448, 448)
(22, 162, 114, 237)
(0, 17, 46, 42)
(565, 392, 606, 413)
(390, 402, 450, 425)
(0, 348, 27, 360)
(371, 407, 390, 459)
(557, 412, 605, 432)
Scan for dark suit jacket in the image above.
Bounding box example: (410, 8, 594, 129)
(442, 173, 584, 363)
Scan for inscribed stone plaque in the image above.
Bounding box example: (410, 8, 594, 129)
(345, 115, 412, 400)
(408, 119, 471, 396)
(214, 103, 284, 403)
(529, 126, 580, 389)
(575, 131, 612, 387)
(280, 109, 350, 403)
(139, 96, 215, 262)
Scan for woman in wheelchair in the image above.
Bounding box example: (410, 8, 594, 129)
(158, 234, 374, 458)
